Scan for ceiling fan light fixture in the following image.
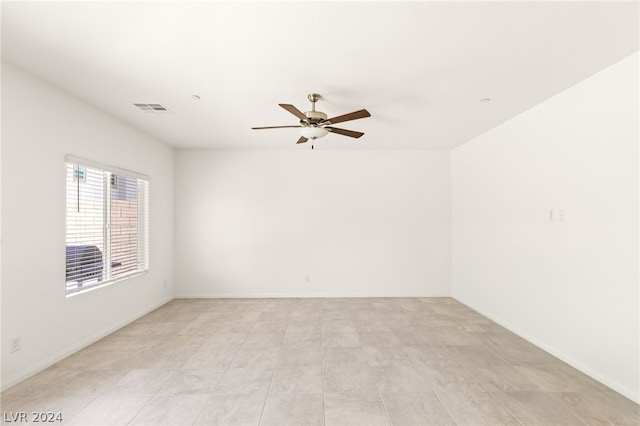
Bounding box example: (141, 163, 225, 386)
(300, 126, 328, 140)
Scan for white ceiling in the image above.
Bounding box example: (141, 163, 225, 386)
(2, 1, 638, 150)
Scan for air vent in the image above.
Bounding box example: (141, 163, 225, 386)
(134, 103, 171, 113)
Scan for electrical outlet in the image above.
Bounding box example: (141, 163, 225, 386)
(163, 280, 167, 288)
(10, 337, 21, 353)
(305, 275, 311, 283)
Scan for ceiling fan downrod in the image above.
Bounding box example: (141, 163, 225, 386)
(307, 93, 321, 111)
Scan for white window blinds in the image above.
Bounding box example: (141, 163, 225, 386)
(65, 156, 149, 295)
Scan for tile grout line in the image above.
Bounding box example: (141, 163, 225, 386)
(437, 326, 531, 425)
(473, 331, 535, 426)
(436, 340, 488, 426)
(483, 391, 526, 426)
(473, 331, 579, 426)
(256, 311, 289, 426)
(373, 381, 395, 426)
(543, 391, 592, 426)
(320, 311, 327, 426)
(134, 312, 211, 425)
(188, 314, 218, 425)
(191, 308, 251, 425)
(351, 304, 395, 426)
(431, 389, 460, 426)
(406, 337, 460, 426)
(126, 393, 162, 426)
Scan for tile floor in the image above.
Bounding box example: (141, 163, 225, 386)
(1, 298, 638, 425)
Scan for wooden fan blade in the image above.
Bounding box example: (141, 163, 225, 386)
(252, 125, 303, 130)
(321, 109, 370, 125)
(296, 136, 308, 144)
(279, 104, 309, 122)
(326, 127, 364, 139)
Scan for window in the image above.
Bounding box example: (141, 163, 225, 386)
(65, 155, 149, 295)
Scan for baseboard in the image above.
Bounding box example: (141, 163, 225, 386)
(452, 296, 640, 404)
(1, 297, 174, 392)
(174, 292, 450, 299)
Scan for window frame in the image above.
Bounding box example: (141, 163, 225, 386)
(64, 155, 149, 296)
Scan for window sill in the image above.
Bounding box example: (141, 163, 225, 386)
(65, 270, 149, 298)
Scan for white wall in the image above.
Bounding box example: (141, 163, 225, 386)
(452, 53, 639, 402)
(175, 149, 450, 297)
(1, 63, 175, 389)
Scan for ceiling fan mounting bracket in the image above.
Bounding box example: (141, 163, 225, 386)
(307, 93, 321, 104)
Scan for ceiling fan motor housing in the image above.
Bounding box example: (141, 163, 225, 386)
(302, 110, 327, 125)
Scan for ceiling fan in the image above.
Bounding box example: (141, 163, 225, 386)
(252, 93, 371, 148)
